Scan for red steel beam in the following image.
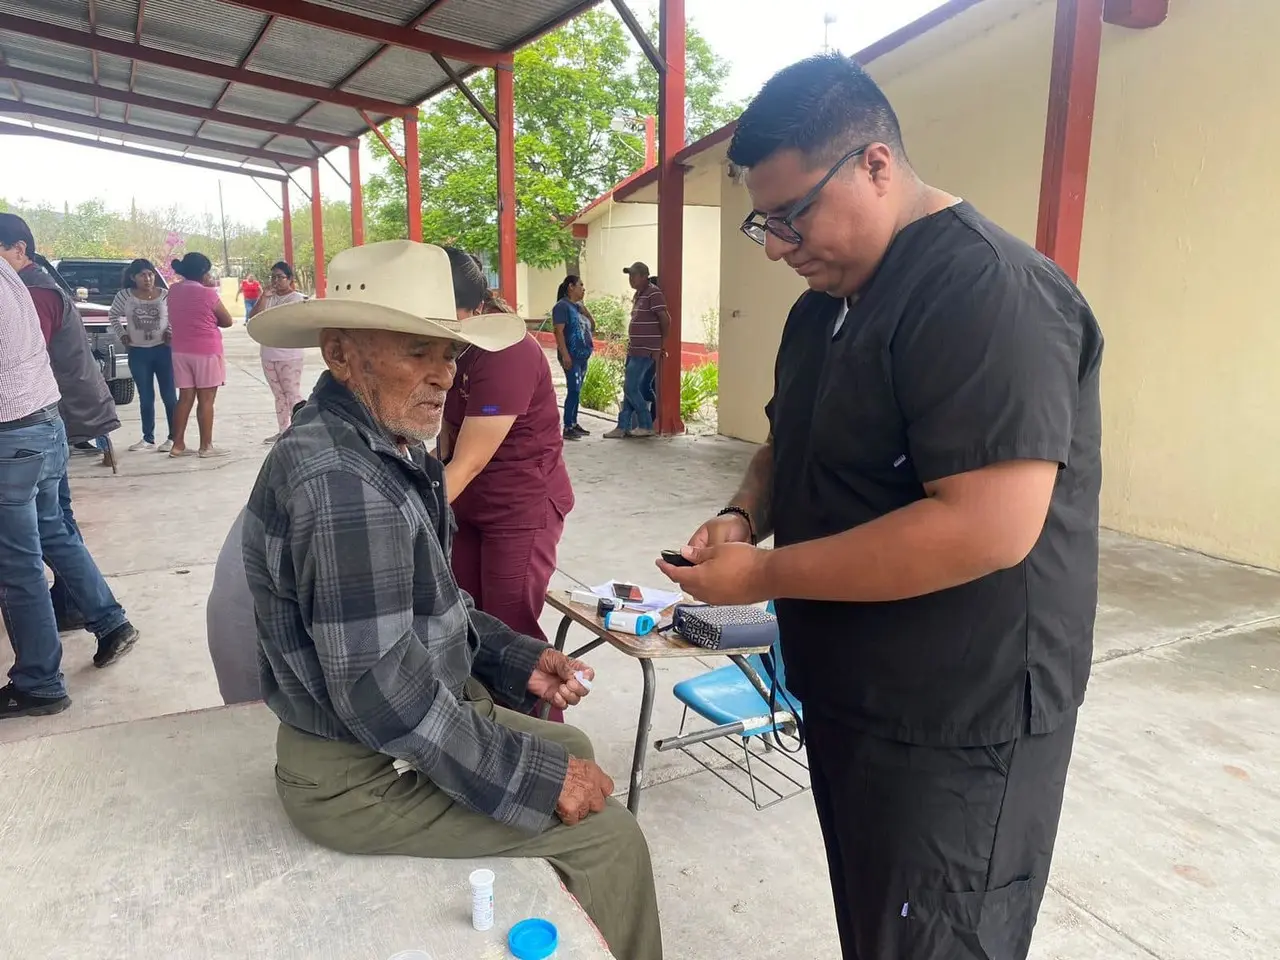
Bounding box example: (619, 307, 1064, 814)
(1035, 0, 1105, 282)
(0, 67, 351, 147)
(0, 100, 311, 167)
(335, 0, 456, 92)
(201, 15, 277, 138)
(349, 143, 365, 246)
(0, 124, 287, 180)
(310, 164, 326, 297)
(282, 178, 295, 264)
(495, 65, 516, 306)
(360, 110, 406, 169)
(655, 0, 686, 435)
(0, 13, 412, 116)
(219, 0, 506, 67)
(405, 112, 423, 242)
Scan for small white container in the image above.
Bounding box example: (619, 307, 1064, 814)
(469, 868, 495, 931)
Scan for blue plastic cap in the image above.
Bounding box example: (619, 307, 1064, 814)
(507, 918, 559, 959)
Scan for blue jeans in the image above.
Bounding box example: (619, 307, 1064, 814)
(564, 357, 588, 429)
(128, 344, 177, 444)
(617, 356, 656, 432)
(642, 360, 657, 425)
(0, 415, 127, 696)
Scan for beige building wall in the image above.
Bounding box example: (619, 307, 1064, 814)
(717, 0, 1054, 442)
(578, 199, 721, 345)
(1081, 0, 1280, 568)
(717, 0, 1280, 569)
(514, 262, 563, 320)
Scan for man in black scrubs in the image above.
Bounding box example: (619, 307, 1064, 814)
(658, 55, 1104, 959)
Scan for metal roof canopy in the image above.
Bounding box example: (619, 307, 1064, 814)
(0, 0, 601, 174)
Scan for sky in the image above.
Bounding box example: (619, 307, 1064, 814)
(0, 0, 948, 227)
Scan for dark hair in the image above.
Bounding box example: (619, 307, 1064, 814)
(728, 54, 907, 169)
(650, 275, 660, 288)
(171, 252, 212, 282)
(270, 260, 294, 280)
(444, 246, 493, 312)
(556, 274, 580, 301)
(121, 258, 159, 290)
(0, 212, 36, 255)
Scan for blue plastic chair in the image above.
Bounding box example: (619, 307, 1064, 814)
(664, 603, 809, 809)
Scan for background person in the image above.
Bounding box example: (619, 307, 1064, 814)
(604, 261, 668, 439)
(110, 258, 176, 452)
(249, 260, 307, 443)
(167, 252, 234, 459)
(551, 274, 593, 440)
(440, 249, 574, 721)
(660, 54, 1104, 960)
(237, 273, 262, 318)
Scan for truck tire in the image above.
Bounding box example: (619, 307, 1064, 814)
(109, 378, 136, 406)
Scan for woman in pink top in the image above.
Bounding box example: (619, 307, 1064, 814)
(167, 252, 234, 459)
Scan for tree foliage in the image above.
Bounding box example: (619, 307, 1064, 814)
(365, 9, 740, 269)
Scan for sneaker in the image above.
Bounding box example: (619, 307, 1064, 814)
(128, 439, 156, 452)
(630, 428, 655, 438)
(168, 447, 196, 458)
(0, 683, 71, 719)
(571, 424, 591, 437)
(93, 623, 139, 668)
(603, 428, 629, 439)
(562, 428, 581, 441)
(263, 434, 280, 445)
(198, 446, 228, 459)
(72, 441, 96, 453)
(157, 440, 174, 453)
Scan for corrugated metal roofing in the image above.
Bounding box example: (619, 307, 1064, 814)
(0, 0, 601, 172)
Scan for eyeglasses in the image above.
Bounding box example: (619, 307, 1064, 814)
(740, 145, 868, 246)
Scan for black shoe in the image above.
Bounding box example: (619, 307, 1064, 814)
(563, 428, 581, 441)
(0, 683, 71, 719)
(94, 623, 139, 668)
(571, 424, 591, 437)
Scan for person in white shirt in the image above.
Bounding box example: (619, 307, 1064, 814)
(248, 260, 308, 444)
(109, 258, 176, 452)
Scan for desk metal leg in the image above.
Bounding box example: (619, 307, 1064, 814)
(552, 615, 571, 653)
(627, 659, 656, 816)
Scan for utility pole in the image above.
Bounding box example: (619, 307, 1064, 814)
(823, 12, 838, 53)
(217, 179, 231, 275)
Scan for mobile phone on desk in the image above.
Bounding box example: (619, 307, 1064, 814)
(660, 549, 696, 568)
(612, 582, 644, 602)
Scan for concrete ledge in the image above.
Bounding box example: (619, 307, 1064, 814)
(0, 704, 613, 959)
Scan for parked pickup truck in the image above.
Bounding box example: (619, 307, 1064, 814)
(33, 255, 136, 406)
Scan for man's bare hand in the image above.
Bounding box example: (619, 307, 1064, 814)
(556, 757, 614, 825)
(688, 512, 752, 550)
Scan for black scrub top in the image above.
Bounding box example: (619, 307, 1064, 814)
(767, 202, 1104, 748)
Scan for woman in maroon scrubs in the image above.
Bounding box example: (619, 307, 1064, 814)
(440, 249, 574, 719)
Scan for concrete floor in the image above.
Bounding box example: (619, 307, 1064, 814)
(3, 325, 1278, 959)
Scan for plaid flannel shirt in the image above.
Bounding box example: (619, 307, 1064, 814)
(243, 372, 568, 833)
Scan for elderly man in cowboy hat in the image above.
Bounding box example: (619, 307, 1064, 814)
(243, 240, 661, 960)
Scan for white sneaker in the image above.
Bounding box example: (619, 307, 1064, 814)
(263, 433, 280, 444)
(198, 446, 228, 459)
(157, 440, 173, 453)
(630, 428, 655, 438)
(128, 439, 156, 452)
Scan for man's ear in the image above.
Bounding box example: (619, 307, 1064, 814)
(319, 329, 352, 383)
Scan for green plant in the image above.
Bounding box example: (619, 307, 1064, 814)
(579, 355, 624, 412)
(699, 306, 720, 352)
(680, 361, 719, 421)
(583, 294, 629, 341)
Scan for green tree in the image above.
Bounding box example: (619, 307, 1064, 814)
(364, 9, 740, 269)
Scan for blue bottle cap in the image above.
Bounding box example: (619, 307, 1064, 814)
(507, 917, 559, 959)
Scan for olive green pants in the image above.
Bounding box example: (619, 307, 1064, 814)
(273, 684, 662, 960)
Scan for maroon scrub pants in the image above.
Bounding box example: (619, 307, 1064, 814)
(452, 500, 566, 722)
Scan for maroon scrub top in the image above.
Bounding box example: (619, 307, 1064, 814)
(444, 332, 574, 529)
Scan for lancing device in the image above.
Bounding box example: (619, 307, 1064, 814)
(603, 610, 656, 636)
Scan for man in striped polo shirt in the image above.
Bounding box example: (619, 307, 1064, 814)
(605, 261, 668, 439)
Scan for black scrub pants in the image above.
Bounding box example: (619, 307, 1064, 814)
(806, 710, 1077, 959)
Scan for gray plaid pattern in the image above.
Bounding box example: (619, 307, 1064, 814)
(244, 372, 568, 834)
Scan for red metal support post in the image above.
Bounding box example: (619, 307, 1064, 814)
(495, 62, 518, 308)
(282, 178, 295, 266)
(349, 144, 365, 246)
(1035, 0, 1105, 282)
(310, 164, 326, 298)
(655, 0, 686, 435)
(405, 112, 423, 242)
(644, 114, 657, 169)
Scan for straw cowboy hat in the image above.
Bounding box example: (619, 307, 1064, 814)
(247, 240, 525, 352)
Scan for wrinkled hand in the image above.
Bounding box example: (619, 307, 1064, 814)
(657, 542, 773, 605)
(556, 756, 614, 826)
(527, 648, 594, 711)
(687, 512, 753, 551)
